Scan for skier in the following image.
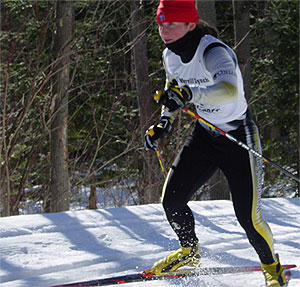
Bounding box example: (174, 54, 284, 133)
(144, 1, 286, 286)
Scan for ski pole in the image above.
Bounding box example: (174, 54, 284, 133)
(155, 147, 168, 178)
(182, 107, 300, 184)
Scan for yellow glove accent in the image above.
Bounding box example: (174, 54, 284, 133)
(154, 90, 163, 103)
(168, 78, 178, 87)
(170, 86, 185, 99)
(146, 125, 155, 137)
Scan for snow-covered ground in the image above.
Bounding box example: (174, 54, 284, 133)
(0, 198, 299, 287)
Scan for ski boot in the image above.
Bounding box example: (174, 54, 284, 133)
(261, 254, 286, 287)
(149, 244, 201, 275)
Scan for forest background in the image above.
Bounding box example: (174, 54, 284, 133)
(1, 0, 299, 217)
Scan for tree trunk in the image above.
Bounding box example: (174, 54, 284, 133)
(0, 181, 9, 217)
(0, 134, 10, 216)
(233, 0, 251, 101)
(87, 186, 97, 209)
(130, 1, 161, 204)
(197, 0, 230, 200)
(1, 52, 11, 216)
(196, 0, 216, 26)
(298, 115, 300, 197)
(49, 0, 72, 212)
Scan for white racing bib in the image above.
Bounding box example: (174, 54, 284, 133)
(162, 35, 247, 132)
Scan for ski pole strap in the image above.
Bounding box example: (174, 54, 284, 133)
(182, 108, 300, 186)
(155, 147, 167, 178)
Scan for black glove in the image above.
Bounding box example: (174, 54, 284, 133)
(144, 117, 172, 150)
(155, 79, 192, 112)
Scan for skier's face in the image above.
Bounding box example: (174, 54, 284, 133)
(158, 22, 196, 44)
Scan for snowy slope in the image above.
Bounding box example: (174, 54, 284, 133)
(0, 198, 299, 287)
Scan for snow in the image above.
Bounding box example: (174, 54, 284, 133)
(0, 198, 299, 287)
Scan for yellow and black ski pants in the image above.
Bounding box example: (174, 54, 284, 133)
(162, 111, 276, 264)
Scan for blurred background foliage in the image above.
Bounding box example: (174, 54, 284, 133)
(0, 0, 298, 215)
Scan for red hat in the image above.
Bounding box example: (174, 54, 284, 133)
(156, 0, 199, 24)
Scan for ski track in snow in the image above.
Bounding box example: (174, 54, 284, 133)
(0, 198, 299, 287)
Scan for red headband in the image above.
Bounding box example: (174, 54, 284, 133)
(156, 0, 199, 24)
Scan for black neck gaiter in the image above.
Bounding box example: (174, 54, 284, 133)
(166, 26, 204, 63)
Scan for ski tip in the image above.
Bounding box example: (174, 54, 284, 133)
(141, 269, 155, 278)
(283, 264, 297, 270)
